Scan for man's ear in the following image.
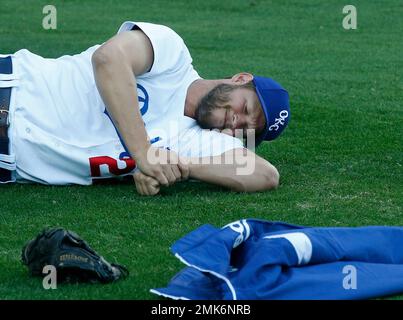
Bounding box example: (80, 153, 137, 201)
(231, 73, 254, 85)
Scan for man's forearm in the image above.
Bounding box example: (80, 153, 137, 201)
(91, 31, 184, 187)
(185, 148, 280, 192)
(92, 45, 150, 158)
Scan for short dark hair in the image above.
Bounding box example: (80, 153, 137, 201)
(195, 81, 255, 129)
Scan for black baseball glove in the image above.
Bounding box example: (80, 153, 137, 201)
(21, 227, 129, 284)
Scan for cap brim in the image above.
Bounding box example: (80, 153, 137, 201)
(254, 86, 271, 146)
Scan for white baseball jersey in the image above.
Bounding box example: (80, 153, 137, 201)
(6, 21, 243, 185)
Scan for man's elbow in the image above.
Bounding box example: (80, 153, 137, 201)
(235, 161, 279, 192)
(263, 164, 280, 190)
(92, 47, 110, 68)
(92, 45, 124, 69)
(230, 149, 280, 192)
(251, 157, 280, 191)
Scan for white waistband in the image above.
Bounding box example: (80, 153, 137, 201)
(0, 57, 17, 179)
(0, 153, 15, 163)
(0, 79, 20, 88)
(0, 161, 16, 171)
(0, 73, 19, 81)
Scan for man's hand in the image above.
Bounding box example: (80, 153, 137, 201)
(135, 146, 189, 186)
(133, 170, 161, 196)
(134, 149, 190, 195)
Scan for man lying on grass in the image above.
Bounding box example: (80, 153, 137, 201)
(0, 21, 290, 195)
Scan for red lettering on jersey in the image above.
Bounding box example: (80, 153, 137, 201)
(89, 156, 136, 177)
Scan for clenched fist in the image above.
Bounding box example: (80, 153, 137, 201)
(133, 153, 190, 195)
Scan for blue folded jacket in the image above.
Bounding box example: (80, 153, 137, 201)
(151, 219, 403, 300)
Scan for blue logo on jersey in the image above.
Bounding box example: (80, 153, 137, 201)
(137, 84, 149, 116)
(103, 83, 149, 117)
(104, 83, 161, 156)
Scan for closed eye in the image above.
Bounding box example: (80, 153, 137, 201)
(222, 109, 228, 129)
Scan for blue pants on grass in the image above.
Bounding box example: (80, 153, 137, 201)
(151, 219, 403, 300)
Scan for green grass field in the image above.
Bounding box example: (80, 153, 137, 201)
(0, 0, 402, 299)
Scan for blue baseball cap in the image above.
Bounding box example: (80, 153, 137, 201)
(252, 76, 290, 145)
